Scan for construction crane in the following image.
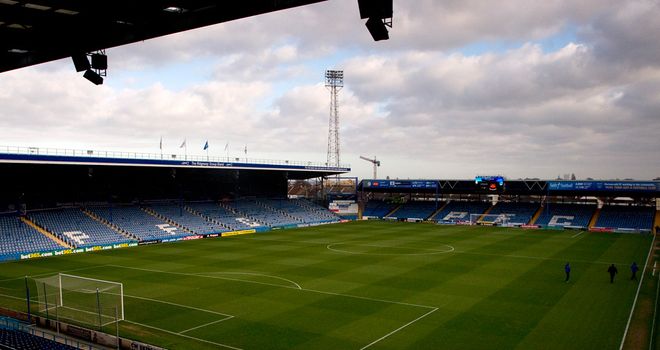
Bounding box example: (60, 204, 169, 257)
(360, 156, 381, 179)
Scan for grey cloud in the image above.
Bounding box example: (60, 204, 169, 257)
(581, 0, 660, 69)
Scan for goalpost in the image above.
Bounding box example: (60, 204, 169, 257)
(33, 273, 124, 329)
(469, 213, 510, 226)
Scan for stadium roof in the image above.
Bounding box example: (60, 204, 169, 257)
(0, 0, 327, 72)
(358, 179, 660, 197)
(0, 146, 350, 179)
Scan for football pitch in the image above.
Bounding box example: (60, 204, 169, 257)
(0, 221, 653, 349)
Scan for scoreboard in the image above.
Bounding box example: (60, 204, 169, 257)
(363, 180, 437, 189)
(475, 176, 505, 192)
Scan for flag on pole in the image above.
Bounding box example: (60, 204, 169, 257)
(203, 141, 209, 150)
(180, 139, 186, 148)
(224, 142, 229, 151)
(159, 137, 163, 150)
(244, 144, 247, 155)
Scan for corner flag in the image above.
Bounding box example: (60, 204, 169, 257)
(203, 141, 209, 150)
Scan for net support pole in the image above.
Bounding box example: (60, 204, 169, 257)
(24, 276, 31, 323)
(96, 288, 102, 330)
(55, 300, 59, 334)
(43, 282, 49, 320)
(115, 307, 120, 350)
(120, 283, 124, 320)
(58, 273, 63, 307)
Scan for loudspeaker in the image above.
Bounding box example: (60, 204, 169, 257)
(358, 0, 392, 19)
(366, 17, 389, 41)
(91, 54, 107, 70)
(83, 69, 104, 85)
(71, 53, 90, 72)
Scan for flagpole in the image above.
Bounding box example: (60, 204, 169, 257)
(184, 138, 187, 161)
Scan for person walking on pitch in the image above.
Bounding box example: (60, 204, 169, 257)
(564, 262, 571, 282)
(608, 264, 618, 283)
(631, 262, 639, 280)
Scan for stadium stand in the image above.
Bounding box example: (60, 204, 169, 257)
(0, 329, 78, 350)
(594, 205, 655, 231)
(223, 199, 301, 227)
(148, 204, 227, 235)
(28, 208, 133, 248)
(535, 203, 596, 229)
(362, 201, 398, 218)
(435, 201, 491, 223)
(480, 202, 540, 225)
(87, 206, 191, 241)
(262, 199, 340, 224)
(0, 214, 63, 256)
(187, 202, 264, 231)
(386, 201, 438, 220)
(0, 317, 83, 350)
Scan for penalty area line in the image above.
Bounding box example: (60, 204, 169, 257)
(360, 307, 438, 350)
(122, 319, 242, 350)
(179, 315, 234, 334)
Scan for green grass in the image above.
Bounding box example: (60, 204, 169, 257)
(0, 221, 653, 349)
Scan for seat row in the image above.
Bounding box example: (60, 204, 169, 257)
(364, 200, 655, 230)
(1, 199, 341, 256)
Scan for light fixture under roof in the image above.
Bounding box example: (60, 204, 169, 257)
(8, 48, 28, 53)
(0, 0, 18, 5)
(55, 8, 78, 15)
(163, 6, 186, 13)
(7, 23, 32, 29)
(24, 3, 51, 11)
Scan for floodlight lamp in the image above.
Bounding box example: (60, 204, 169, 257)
(83, 69, 103, 85)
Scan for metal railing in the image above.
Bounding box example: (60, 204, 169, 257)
(0, 145, 350, 169)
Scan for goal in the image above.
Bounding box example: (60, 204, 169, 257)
(33, 273, 124, 328)
(469, 213, 510, 226)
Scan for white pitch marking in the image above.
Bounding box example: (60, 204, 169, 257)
(361, 307, 438, 350)
(55, 305, 118, 327)
(192, 271, 302, 290)
(108, 265, 302, 291)
(120, 292, 233, 318)
(618, 232, 655, 350)
(108, 264, 436, 310)
(107, 264, 443, 349)
(179, 316, 234, 334)
(302, 287, 436, 310)
(327, 242, 455, 256)
(0, 264, 108, 283)
(122, 319, 242, 350)
(571, 231, 585, 238)
(0, 293, 31, 302)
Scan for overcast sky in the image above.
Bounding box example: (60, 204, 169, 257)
(1, 0, 659, 180)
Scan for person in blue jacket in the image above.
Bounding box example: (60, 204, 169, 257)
(631, 262, 639, 280)
(564, 262, 571, 282)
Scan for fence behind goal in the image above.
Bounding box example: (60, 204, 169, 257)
(32, 273, 124, 329)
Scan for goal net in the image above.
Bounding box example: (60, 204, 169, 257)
(33, 273, 124, 328)
(469, 213, 510, 226)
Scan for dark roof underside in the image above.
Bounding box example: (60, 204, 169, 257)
(0, 0, 326, 72)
